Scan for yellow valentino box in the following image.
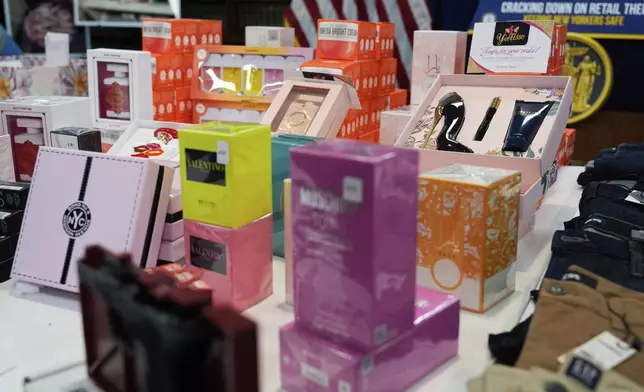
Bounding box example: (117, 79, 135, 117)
(179, 121, 272, 228)
(417, 164, 521, 313)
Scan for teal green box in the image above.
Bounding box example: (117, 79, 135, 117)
(271, 134, 320, 257)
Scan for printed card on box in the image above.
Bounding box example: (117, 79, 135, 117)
(11, 148, 174, 292)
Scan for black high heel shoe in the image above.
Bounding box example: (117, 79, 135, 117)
(422, 92, 473, 153)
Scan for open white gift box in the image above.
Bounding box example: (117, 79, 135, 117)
(395, 74, 573, 237)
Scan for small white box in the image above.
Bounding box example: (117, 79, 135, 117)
(11, 148, 175, 292)
(0, 96, 91, 142)
(245, 26, 295, 47)
(107, 120, 188, 161)
(379, 105, 417, 145)
(87, 49, 153, 130)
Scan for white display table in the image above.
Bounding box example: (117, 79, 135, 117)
(0, 167, 585, 392)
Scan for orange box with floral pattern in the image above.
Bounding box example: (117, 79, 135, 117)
(417, 164, 521, 313)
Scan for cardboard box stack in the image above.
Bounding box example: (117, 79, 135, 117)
(142, 18, 223, 123)
(300, 20, 408, 144)
(178, 121, 273, 310)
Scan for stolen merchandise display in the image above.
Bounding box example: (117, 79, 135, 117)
(2, 16, 628, 392)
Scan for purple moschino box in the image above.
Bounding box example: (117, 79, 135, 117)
(280, 287, 460, 392)
(290, 140, 419, 350)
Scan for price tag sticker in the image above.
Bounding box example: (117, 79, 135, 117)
(343, 176, 363, 203)
(557, 331, 636, 370)
(216, 141, 230, 165)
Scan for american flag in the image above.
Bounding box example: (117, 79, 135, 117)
(284, 0, 433, 90)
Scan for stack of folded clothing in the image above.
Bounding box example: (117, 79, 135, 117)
(487, 144, 644, 390)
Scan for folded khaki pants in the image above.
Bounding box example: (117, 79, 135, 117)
(516, 266, 644, 386)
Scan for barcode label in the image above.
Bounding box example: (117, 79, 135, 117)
(142, 22, 172, 39)
(343, 176, 363, 203)
(267, 30, 279, 42)
(216, 141, 230, 165)
(318, 22, 358, 42)
(301, 363, 329, 387)
(151, 57, 157, 74)
(339, 381, 352, 392)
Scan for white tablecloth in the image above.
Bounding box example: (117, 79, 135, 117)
(0, 167, 585, 392)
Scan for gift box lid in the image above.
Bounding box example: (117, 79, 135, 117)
(11, 147, 175, 292)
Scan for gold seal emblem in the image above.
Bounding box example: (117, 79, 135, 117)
(564, 33, 613, 124)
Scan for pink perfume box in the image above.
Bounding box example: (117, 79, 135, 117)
(379, 105, 417, 146)
(262, 76, 361, 138)
(184, 214, 273, 311)
(291, 140, 419, 351)
(280, 287, 460, 392)
(11, 148, 175, 292)
(410, 31, 467, 105)
(283, 178, 293, 305)
(87, 49, 153, 129)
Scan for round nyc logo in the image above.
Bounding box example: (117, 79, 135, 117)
(63, 201, 91, 237)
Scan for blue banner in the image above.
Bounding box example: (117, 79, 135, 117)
(472, 1, 644, 38)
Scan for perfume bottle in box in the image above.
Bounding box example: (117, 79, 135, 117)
(280, 288, 460, 391)
(0, 96, 92, 181)
(262, 73, 361, 138)
(178, 121, 272, 229)
(50, 127, 102, 152)
(184, 214, 273, 310)
(191, 45, 315, 104)
(11, 148, 175, 292)
(8, 116, 44, 181)
(87, 49, 153, 129)
(290, 140, 419, 350)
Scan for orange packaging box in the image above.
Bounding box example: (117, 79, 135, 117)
(358, 129, 379, 143)
(183, 53, 194, 87)
(153, 88, 176, 122)
(196, 20, 211, 46)
(375, 22, 395, 59)
(175, 87, 192, 123)
(417, 165, 521, 313)
(142, 19, 191, 54)
(317, 19, 377, 61)
(207, 20, 223, 46)
(361, 60, 379, 98)
(387, 89, 408, 110)
(378, 58, 397, 95)
(184, 21, 199, 52)
(338, 108, 359, 139)
(361, 95, 386, 133)
(556, 24, 568, 69)
(300, 58, 364, 97)
(152, 54, 173, 89)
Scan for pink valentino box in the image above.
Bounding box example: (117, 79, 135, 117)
(280, 287, 460, 392)
(184, 214, 273, 311)
(87, 49, 153, 130)
(396, 74, 572, 235)
(379, 105, 417, 146)
(11, 148, 175, 292)
(261, 73, 361, 138)
(410, 31, 467, 105)
(0, 96, 92, 181)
